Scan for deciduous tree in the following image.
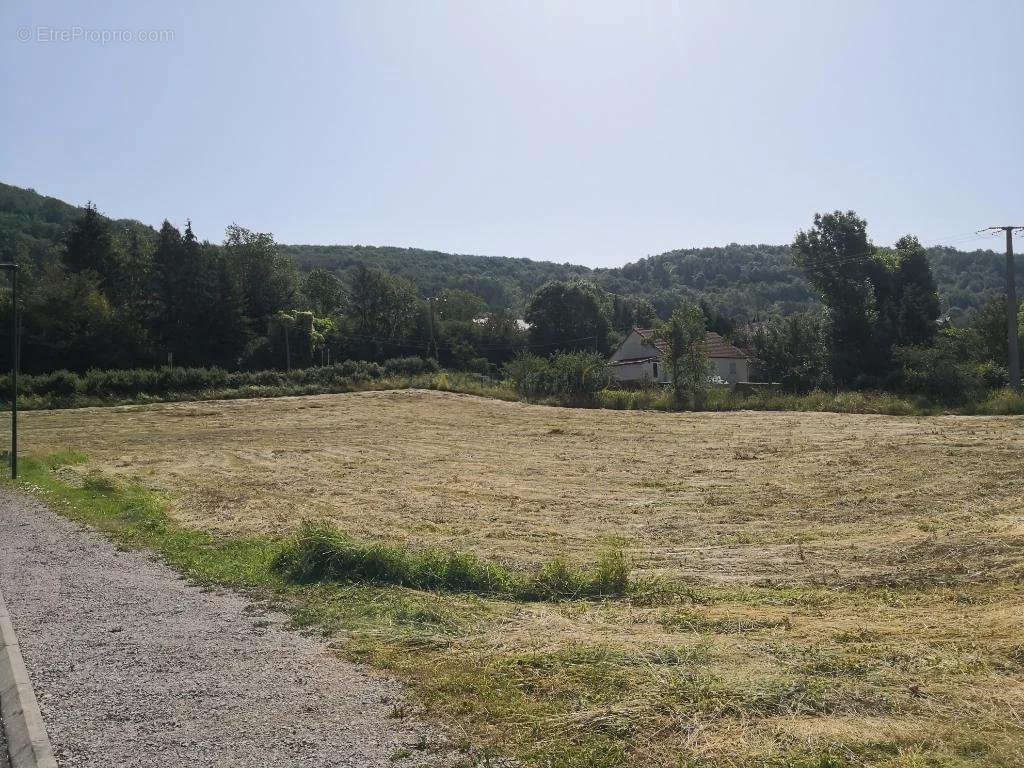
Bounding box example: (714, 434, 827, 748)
(654, 300, 709, 408)
(525, 280, 610, 354)
(302, 268, 346, 316)
(225, 225, 296, 323)
(793, 213, 941, 388)
(752, 314, 830, 393)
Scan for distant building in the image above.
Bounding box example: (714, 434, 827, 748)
(473, 317, 531, 331)
(608, 327, 751, 386)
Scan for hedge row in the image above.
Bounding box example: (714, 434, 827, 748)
(503, 351, 611, 399)
(0, 357, 439, 400)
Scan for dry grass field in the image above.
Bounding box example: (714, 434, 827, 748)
(10, 389, 1024, 766)
(16, 389, 1024, 585)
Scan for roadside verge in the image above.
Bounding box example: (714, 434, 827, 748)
(0, 588, 56, 768)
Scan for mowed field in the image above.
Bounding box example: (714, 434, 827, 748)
(11, 389, 1024, 766)
(17, 389, 1024, 585)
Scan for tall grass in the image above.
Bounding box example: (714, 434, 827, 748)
(971, 387, 1024, 415)
(274, 520, 630, 601)
(596, 386, 1024, 416)
(0, 361, 394, 405)
(0, 363, 513, 410)
(4, 359, 1022, 416)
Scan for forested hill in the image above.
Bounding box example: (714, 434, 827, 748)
(0, 182, 154, 260)
(279, 244, 590, 312)
(283, 241, 1015, 323)
(2, 181, 1016, 323)
(280, 243, 813, 318)
(603, 243, 1019, 322)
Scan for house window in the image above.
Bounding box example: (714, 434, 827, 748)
(729, 361, 737, 378)
(652, 362, 659, 379)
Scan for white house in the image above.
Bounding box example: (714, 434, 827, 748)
(608, 327, 751, 386)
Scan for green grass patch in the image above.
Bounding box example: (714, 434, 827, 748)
(274, 520, 630, 601)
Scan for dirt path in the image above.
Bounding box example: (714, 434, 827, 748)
(0, 491, 450, 768)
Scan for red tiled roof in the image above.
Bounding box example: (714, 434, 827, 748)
(633, 327, 748, 360)
(634, 327, 670, 357)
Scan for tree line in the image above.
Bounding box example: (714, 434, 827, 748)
(0, 199, 742, 379)
(0, 204, 539, 375)
(5, 181, 1021, 326)
(747, 211, 1022, 403)
(0, 183, 1020, 407)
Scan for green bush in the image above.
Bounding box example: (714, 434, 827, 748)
(465, 356, 492, 375)
(31, 370, 82, 397)
(548, 351, 612, 397)
(383, 356, 440, 376)
(518, 557, 582, 600)
(504, 350, 610, 402)
(503, 352, 549, 394)
(893, 344, 982, 404)
(976, 361, 1008, 390)
(974, 388, 1024, 415)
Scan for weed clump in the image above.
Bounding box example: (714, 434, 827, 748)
(274, 521, 630, 602)
(273, 521, 512, 593)
(518, 549, 630, 600)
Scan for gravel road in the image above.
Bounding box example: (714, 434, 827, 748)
(0, 707, 8, 768)
(0, 491, 453, 768)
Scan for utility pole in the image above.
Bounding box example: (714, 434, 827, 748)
(426, 297, 438, 360)
(0, 263, 19, 479)
(982, 227, 1022, 390)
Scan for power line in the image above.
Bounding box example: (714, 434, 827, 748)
(790, 231, 1007, 273)
(926, 233, 1002, 248)
(330, 329, 602, 354)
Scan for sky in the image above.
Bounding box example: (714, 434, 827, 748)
(2, 0, 1021, 267)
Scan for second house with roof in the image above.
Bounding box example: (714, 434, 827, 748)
(608, 326, 751, 387)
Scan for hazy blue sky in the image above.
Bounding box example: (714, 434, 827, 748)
(2, 1, 1021, 266)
